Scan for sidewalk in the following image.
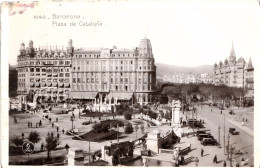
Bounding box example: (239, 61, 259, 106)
(227, 119, 254, 138)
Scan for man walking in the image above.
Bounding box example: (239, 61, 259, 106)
(201, 148, 204, 157)
(213, 155, 217, 163)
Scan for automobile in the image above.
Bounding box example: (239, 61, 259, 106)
(201, 138, 218, 146)
(229, 128, 240, 135)
(82, 121, 91, 125)
(196, 130, 207, 136)
(197, 134, 214, 141)
(229, 110, 235, 115)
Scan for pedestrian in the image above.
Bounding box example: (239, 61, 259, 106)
(57, 126, 59, 132)
(65, 144, 70, 153)
(62, 129, 65, 134)
(213, 155, 217, 163)
(47, 132, 50, 136)
(181, 155, 184, 165)
(36, 122, 38, 128)
(246, 118, 248, 122)
(28, 121, 30, 128)
(56, 117, 58, 122)
(221, 110, 222, 114)
(79, 112, 81, 118)
(52, 122, 54, 128)
(30, 122, 32, 128)
(201, 148, 204, 157)
(57, 133, 60, 139)
(21, 133, 24, 139)
(223, 161, 226, 167)
(41, 143, 44, 151)
(211, 109, 212, 112)
(242, 118, 244, 122)
(51, 132, 54, 137)
(39, 120, 42, 127)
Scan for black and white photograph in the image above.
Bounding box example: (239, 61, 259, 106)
(1, 0, 260, 167)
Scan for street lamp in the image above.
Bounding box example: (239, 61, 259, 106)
(218, 126, 221, 148)
(70, 115, 75, 132)
(227, 134, 230, 160)
(194, 157, 199, 167)
(230, 146, 235, 167)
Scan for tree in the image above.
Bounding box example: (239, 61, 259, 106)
(123, 110, 132, 120)
(124, 125, 133, 134)
(45, 134, 59, 159)
(28, 131, 41, 144)
(12, 136, 24, 147)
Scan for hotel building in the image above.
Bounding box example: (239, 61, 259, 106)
(213, 43, 254, 98)
(16, 38, 156, 105)
(16, 40, 72, 103)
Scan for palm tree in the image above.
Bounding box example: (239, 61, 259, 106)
(28, 131, 41, 145)
(45, 134, 59, 159)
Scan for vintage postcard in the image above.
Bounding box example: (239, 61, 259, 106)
(1, 0, 260, 167)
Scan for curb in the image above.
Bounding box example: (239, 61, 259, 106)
(226, 119, 254, 138)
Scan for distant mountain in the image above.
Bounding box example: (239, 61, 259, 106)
(155, 63, 213, 76)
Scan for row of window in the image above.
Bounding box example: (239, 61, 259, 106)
(72, 65, 153, 71)
(71, 84, 152, 91)
(18, 60, 70, 65)
(30, 78, 70, 83)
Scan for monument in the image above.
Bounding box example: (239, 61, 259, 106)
(171, 100, 181, 126)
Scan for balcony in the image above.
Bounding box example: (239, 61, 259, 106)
(246, 78, 254, 83)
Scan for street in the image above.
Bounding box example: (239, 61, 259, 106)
(192, 105, 254, 166)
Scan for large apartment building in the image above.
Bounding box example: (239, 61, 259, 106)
(16, 40, 72, 103)
(213, 43, 254, 99)
(16, 38, 156, 105)
(70, 38, 156, 104)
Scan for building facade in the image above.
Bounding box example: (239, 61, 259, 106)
(16, 38, 156, 105)
(213, 43, 254, 98)
(70, 38, 156, 104)
(244, 57, 254, 99)
(16, 40, 72, 103)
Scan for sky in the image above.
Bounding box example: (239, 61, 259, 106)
(5, 0, 260, 67)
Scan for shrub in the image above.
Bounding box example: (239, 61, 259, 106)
(124, 126, 133, 134)
(12, 137, 24, 147)
(28, 131, 41, 144)
(123, 111, 132, 120)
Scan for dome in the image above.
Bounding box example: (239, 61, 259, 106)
(224, 59, 229, 65)
(237, 57, 245, 63)
(219, 61, 223, 67)
(214, 63, 218, 69)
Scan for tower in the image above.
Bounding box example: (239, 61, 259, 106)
(229, 41, 236, 64)
(67, 39, 74, 54)
(138, 38, 153, 58)
(20, 42, 25, 55)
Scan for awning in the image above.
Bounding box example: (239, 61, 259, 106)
(59, 83, 64, 87)
(64, 83, 70, 88)
(41, 82, 46, 87)
(107, 92, 133, 100)
(47, 82, 52, 87)
(30, 83, 35, 87)
(70, 92, 98, 99)
(35, 82, 40, 87)
(53, 82, 58, 87)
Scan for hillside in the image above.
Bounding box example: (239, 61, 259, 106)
(155, 63, 213, 76)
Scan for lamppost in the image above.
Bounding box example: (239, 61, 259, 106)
(117, 124, 119, 143)
(227, 134, 230, 160)
(194, 157, 199, 167)
(218, 126, 221, 148)
(224, 113, 226, 154)
(70, 115, 74, 132)
(230, 146, 235, 167)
